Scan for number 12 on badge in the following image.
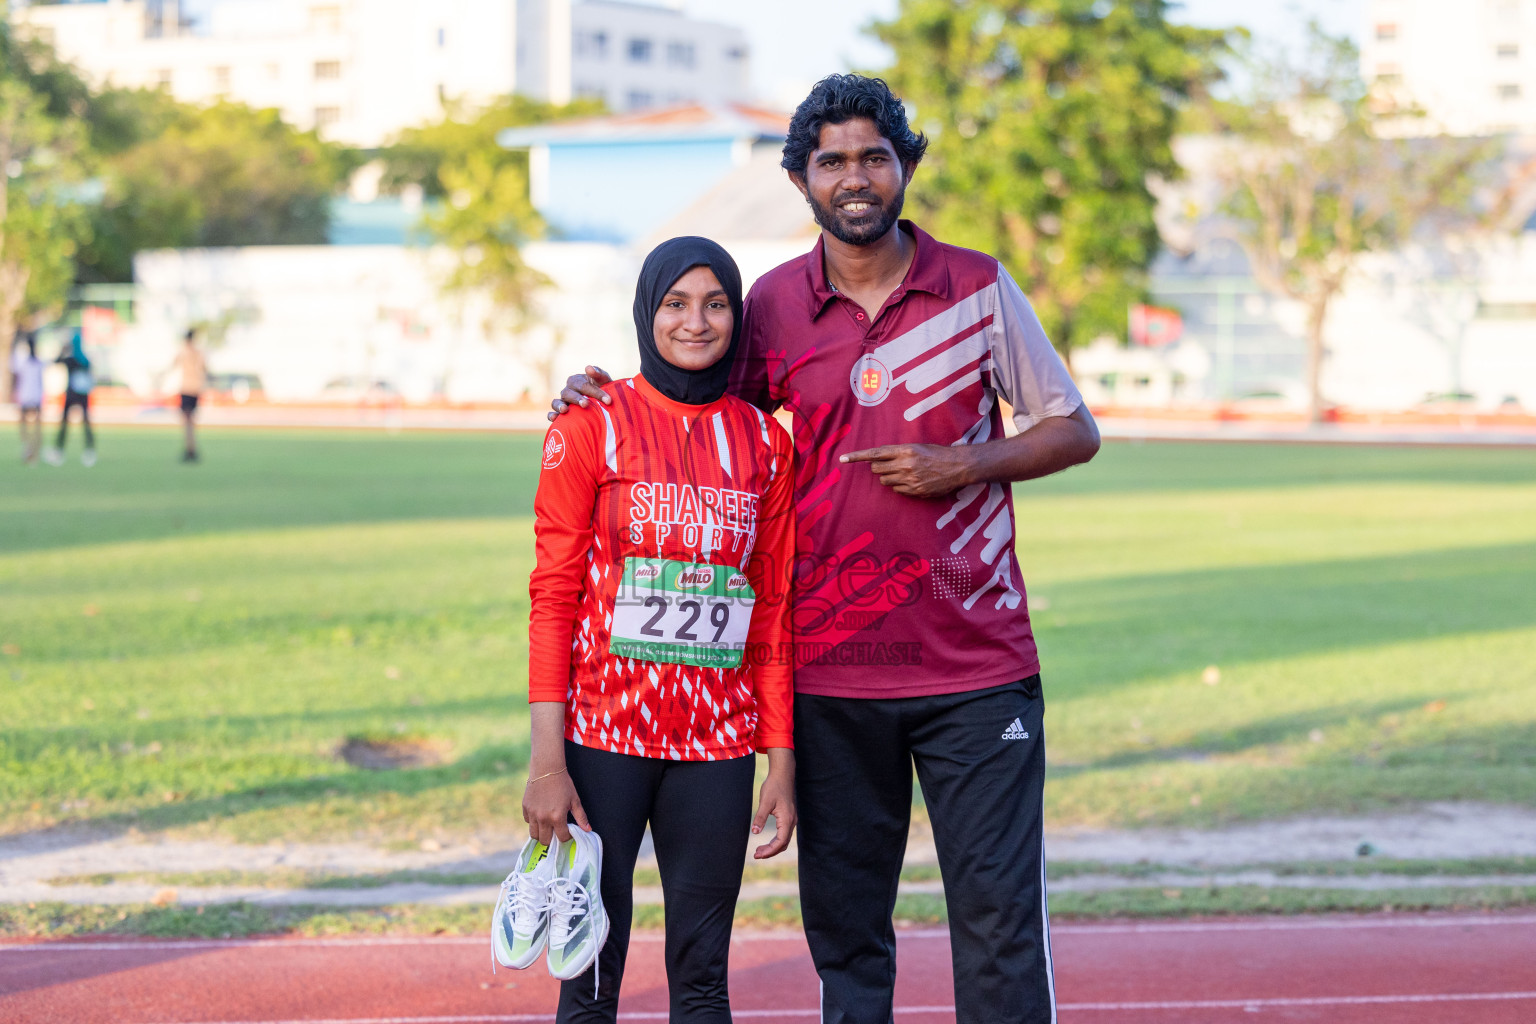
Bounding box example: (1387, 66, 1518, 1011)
(609, 557, 755, 669)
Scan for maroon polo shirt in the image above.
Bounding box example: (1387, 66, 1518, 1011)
(730, 221, 1083, 699)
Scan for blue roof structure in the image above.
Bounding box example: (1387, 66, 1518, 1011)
(498, 103, 789, 243)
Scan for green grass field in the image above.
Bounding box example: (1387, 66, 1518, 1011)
(3, 427, 1535, 843)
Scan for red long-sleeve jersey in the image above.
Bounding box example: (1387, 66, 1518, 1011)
(528, 374, 795, 760)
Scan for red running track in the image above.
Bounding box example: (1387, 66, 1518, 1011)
(2, 913, 1535, 1023)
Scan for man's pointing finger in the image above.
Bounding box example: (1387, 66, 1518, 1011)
(841, 447, 896, 464)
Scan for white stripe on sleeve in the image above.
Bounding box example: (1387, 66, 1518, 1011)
(989, 263, 1084, 433)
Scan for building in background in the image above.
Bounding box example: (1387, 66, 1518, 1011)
(1364, 0, 1536, 135)
(568, 1, 749, 113)
(497, 103, 803, 242)
(9, 0, 751, 146)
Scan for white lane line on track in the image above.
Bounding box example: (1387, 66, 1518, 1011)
(6, 913, 1536, 953)
(0, 937, 489, 952)
(1047, 912, 1536, 936)
(145, 994, 1536, 1024)
(0, 935, 795, 953)
(1066, 991, 1536, 1010)
(147, 1013, 927, 1024)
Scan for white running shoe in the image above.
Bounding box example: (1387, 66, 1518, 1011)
(81, 447, 97, 468)
(492, 837, 558, 970)
(545, 828, 608, 981)
(42, 448, 63, 467)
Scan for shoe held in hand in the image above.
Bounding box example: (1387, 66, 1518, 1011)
(545, 827, 608, 981)
(492, 837, 556, 971)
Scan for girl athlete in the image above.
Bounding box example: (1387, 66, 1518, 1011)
(511, 237, 796, 1023)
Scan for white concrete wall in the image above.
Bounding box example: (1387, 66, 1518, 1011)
(120, 232, 1535, 412)
(122, 240, 807, 403)
(1327, 237, 1536, 409)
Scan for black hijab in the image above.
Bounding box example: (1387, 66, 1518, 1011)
(633, 236, 743, 406)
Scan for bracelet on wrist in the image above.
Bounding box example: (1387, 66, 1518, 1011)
(526, 767, 568, 785)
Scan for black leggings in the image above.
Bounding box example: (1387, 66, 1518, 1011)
(56, 391, 94, 449)
(557, 741, 755, 1024)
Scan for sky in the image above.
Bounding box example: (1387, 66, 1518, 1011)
(178, 0, 1369, 111)
(675, 0, 1368, 109)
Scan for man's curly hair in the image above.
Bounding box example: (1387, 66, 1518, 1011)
(781, 74, 928, 177)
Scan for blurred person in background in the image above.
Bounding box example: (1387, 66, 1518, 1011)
(165, 327, 208, 463)
(517, 237, 796, 1024)
(8, 333, 44, 463)
(9, 330, 45, 464)
(46, 329, 95, 467)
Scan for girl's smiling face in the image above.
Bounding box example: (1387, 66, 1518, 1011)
(653, 265, 733, 372)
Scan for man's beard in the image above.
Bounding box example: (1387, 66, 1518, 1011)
(807, 186, 906, 246)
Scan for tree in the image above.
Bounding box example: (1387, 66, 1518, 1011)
(79, 98, 352, 282)
(873, 0, 1230, 364)
(1397, 239, 1482, 400)
(379, 95, 597, 201)
(380, 96, 600, 389)
(0, 24, 88, 345)
(83, 81, 182, 158)
(1215, 27, 1499, 420)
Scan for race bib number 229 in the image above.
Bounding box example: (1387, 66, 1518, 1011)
(609, 557, 755, 669)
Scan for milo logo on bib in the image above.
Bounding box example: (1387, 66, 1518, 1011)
(675, 567, 714, 589)
(610, 557, 756, 669)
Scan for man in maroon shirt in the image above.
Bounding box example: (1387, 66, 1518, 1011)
(554, 74, 1099, 1024)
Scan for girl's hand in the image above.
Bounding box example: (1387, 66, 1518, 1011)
(752, 748, 797, 859)
(523, 770, 590, 846)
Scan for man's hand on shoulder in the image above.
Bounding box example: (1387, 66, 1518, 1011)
(840, 443, 974, 499)
(548, 365, 615, 421)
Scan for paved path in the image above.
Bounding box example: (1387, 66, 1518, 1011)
(7, 803, 1533, 908)
(3, 913, 1535, 1023)
(11, 870, 1536, 910)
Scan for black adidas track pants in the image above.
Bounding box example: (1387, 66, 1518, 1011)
(795, 676, 1055, 1024)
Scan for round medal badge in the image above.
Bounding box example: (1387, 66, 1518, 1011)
(850, 353, 892, 407)
(542, 428, 566, 469)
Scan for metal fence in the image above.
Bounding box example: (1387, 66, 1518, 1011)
(1148, 275, 1307, 402)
